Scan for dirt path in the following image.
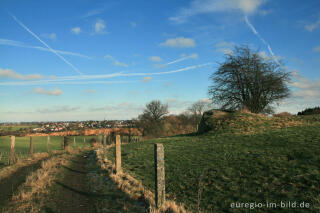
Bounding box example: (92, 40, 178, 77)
(42, 151, 94, 213)
(0, 157, 50, 211)
(43, 150, 148, 213)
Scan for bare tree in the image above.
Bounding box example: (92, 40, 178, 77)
(188, 100, 212, 131)
(208, 45, 290, 114)
(188, 100, 212, 117)
(137, 100, 169, 137)
(143, 100, 169, 121)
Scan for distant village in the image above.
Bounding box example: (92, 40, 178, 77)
(0, 120, 135, 134)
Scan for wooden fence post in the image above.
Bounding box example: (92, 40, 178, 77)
(29, 136, 33, 156)
(83, 137, 86, 144)
(47, 136, 50, 152)
(154, 143, 165, 209)
(64, 136, 70, 151)
(108, 133, 112, 145)
(115, 135, 121, 173)
(61, 137, 64, 150)
(9, 136, 16, 165)
(73, 136, 76, 145)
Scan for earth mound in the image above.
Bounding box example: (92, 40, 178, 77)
(198, 109, 304, 135)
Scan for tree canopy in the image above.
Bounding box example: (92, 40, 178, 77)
(142, 100, 169, 121)
(136, 100, 169, 137)
(208, 45, 291, 114)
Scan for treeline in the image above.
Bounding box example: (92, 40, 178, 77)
(134, 100, 212, 138)
(297, 106, 320, 116)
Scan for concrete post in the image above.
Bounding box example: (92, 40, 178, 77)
(154, 143, 165, 208)
(73, 136, 76, 145)
(29, 136, 33, 156)
(115, 135, 121, 173)
(9, 136, 16, 165)
(103, 135, 107, 146)
(98, 135, 102, 144)
(47, 136, 50, 152)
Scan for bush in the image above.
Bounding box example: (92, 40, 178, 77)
(273, 112, 292, 117)
(297, 107, 320, 115)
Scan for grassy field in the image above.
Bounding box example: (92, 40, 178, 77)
(0, 135, 99, 168)
(0, 125, 39, 131)
(105, 124, 320, 212)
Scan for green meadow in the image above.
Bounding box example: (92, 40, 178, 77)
(0, 135, 98, 168)
(105, 124, 320, 212)
(0, 125, 39, 131)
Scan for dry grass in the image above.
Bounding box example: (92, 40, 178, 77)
(273, 111, 292, 117)
(3, 152, 71, 213)
(96, 148, 188, 213)
(201, 110, 306, 135)
(0, 152, 52, 181)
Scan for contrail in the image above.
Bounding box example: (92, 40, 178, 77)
(0, 63, 212, 86)
(166, 53, 198, 65)
(244, 15, 280, 65)
(9, 13, 83, 75)
(157, 54, 198, 68)
(0, 80, 136, 86)
(0, 38, 92, 59)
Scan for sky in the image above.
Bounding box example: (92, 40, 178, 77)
(0, 0, 320, 122)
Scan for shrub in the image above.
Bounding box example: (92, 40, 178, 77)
(273, 112, 292, 117)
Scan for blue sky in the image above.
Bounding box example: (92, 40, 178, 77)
(0, 0, 320, 122)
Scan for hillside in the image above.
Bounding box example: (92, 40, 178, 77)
(198, 109, 320, 134)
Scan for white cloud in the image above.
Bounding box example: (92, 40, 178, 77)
(82, 9, 104, 18)
(142, 76, 152, 83)
(199, 98, 212, 104)
(160, 37, 196, 48)
(41, 33, 56, 40)
(71, 27, 81, 35)
(104, 54, 128, 67)
(90, 102, 143, 114)
(313, 45, 320, 52)
(83, 89, 96, 94)
(289, 70, 320, 99)
(189, 53, 198, 59)
(33, 87, 63, 96)
(0, 38, 91, 59)
(258, 51, 268, 58)
(259, 9, 272, 16)
(37, 105, 79, 113)
(149, 56, 162, 62)
(258, 51, 283, 61)
(94, 19, 107, 34)
(305, 19, 320, 32)
(170, 0, 266, 23)
(130, 22, 137, 28)
(215, 41, 235, 54)
(114, 61, 128, 67)
(0, 68, 54, 80)
(165, 98, 193, 114)
(0, 63, 212, 86)
(0, 80, 134, 86)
